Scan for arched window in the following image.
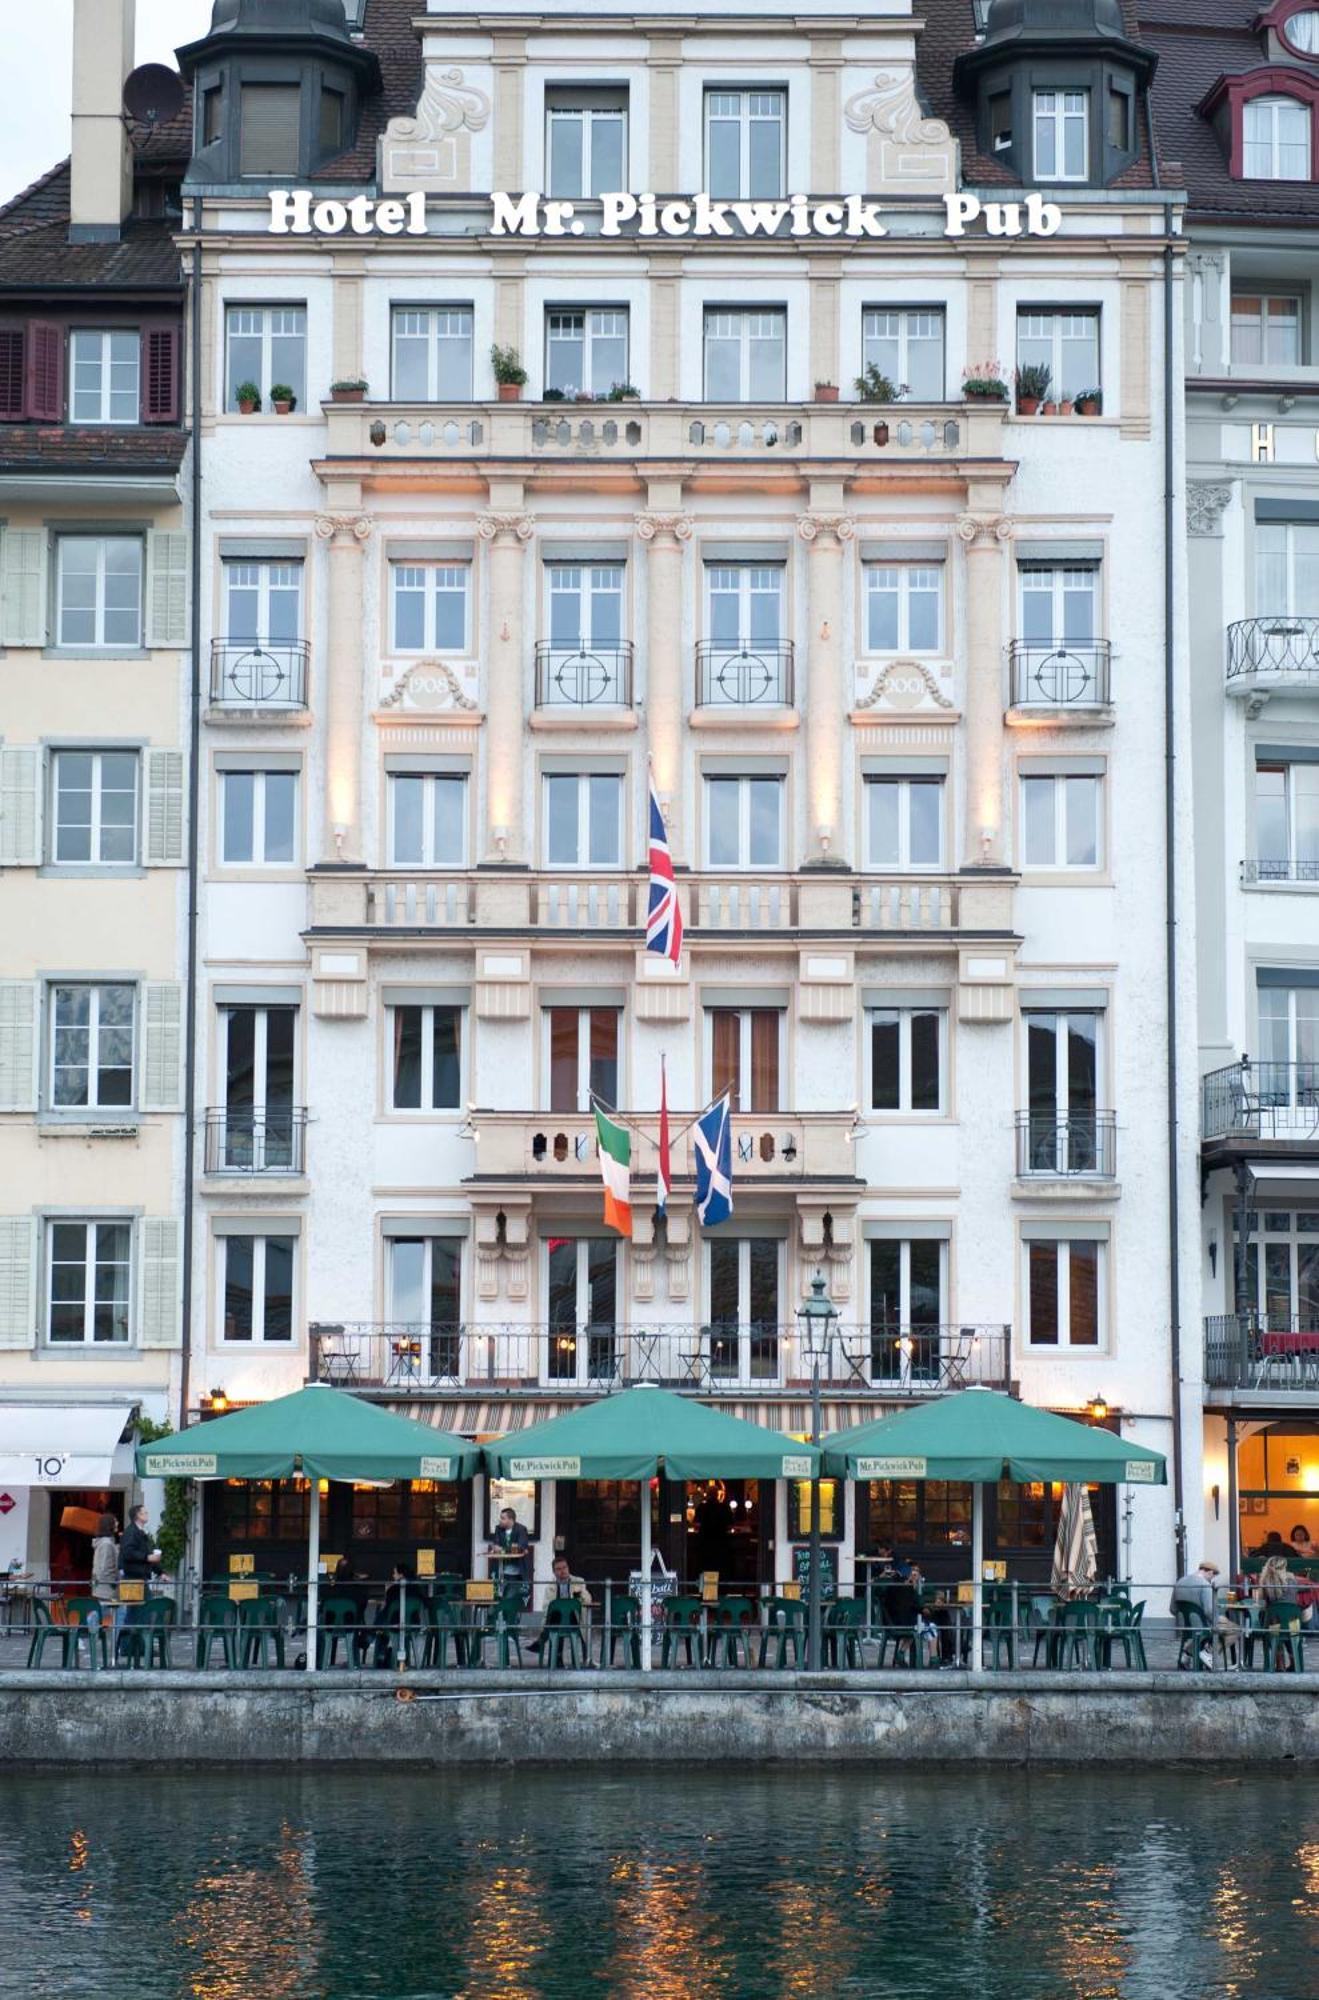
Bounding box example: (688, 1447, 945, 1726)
(1243, 94, 1312, 178)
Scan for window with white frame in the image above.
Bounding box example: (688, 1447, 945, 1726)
(1024, 1009, 1104, 1173)
(1020, 771, 1102, 869)
(47, 1220, 132, 1344)
(869, 1235, 946, 1382)
(222, 560, 302, 645)
(546, 1005, 620, 1113)
(56, 536, 143, 649)
(543, 771, 624, 868)
(865, 775, 944, 870)
(51, 750, 139, 866)
(225, 305, 307, 409)
(388, 1236, 463, 1378)
(221, 767, 298, 867)
(1286, 10, 1319, 53)
(865, 564, 942, 653)
(706, 1235, 781, 1384)
(390, 306, 474, 400)
(1255, 758, 1319, 882)
(869, 1006, 945, 1113)
(546, 1236, 618, 1383)
(1016, 310, 1100, 403)
(1258, 978, 1319, 1072)
(49, 983, 134, 1110)
(704, 773, 784, 868)
(708, 1006, 783, 1111)
(1033, 89, 1088, 181)
(390, 1003, 463, 1110)
(388, 771, 467, 867)
(1243, 96, 1312, 181)
(703, 309, 787, 401)
(219, 1003, 297, 1172)
(547, 564, 623, 652)
(69, 330, 139, 423)
(704, 89, 785, 199)
(1231, 292, 1303, 368)
(221, 1232, 295, 1343)
(390, 562, 469, 652)
(703, 564, 787, 704)
(1255, 521, 1319, 616)
(1025, 1233, 1103, 1347)
(546, 90, 627, 198)
(862, 309, 945, 401)
(1020, 563, 1097, 644)
(545, 308, 629, 398)
(1233, 1207, 1319, 1330)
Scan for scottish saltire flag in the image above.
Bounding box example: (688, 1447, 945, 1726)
(645, 777, 683, 969)
(694, 1093, 733, 1228)
(656, 1057, 672, 1218)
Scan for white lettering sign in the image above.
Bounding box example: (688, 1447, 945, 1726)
(1124, 1460, 1158, 1483)
(419, 1456, 455, 1480)
(144, 1452, 218, 1477)
(508, 1456, 581, 1479)
(855, 1456, 929, 1478)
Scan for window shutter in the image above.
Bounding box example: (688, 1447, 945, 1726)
(0, 528, 47, 647)
(0, 745, 40, 865)
(24, 321, 63, 422)
(140, 982, 183, 1111)
(142, 326, 180, 424)
(0, 1217, 37, 1350)
(0, 326, 24, 420)
(0, 983, 37, 1111)
(147, 530, 189, 648)
(139, 1217, 181, 1349)
(145, 749, 185, 864)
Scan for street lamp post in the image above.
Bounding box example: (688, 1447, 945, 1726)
(796, 1271, 838, 1674)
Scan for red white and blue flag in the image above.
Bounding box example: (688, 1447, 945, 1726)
(645, 776, 683, 970)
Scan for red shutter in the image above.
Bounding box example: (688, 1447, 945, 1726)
(142, 325, 180, 424)
(0, 325, 24, 420)
(24, 322, 63, 421)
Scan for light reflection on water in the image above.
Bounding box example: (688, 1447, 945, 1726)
(2, 1767, 1314, 1999)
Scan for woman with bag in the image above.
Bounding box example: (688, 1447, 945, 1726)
(90, 1513, 120, 1647)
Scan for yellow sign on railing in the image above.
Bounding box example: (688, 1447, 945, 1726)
(229, 1581, 259, 1604)
(118, 1580, 146, 1604)
(416, 1549, 436, 1577)
(465, 1579, 495, 1603)
(228, 1553, 254, 1576)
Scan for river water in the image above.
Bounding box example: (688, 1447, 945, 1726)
(1, 1767, 1314, 1999)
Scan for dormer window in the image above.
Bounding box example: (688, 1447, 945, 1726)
(1034, 90, 1088, 181)
(1243, 95, 1312, 178)
(240, 84, 301, 177)
(1281, 9, 1319, 56)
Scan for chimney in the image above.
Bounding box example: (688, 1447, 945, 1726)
(69, 0, 137, 242)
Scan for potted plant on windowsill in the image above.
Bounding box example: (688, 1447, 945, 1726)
(607, 382, 641, 401)
(854, 363, 905, 403)
(235, 381, 262, 415)
(270, 384, 296, 415)
(1014, 362, 1051, 416)
(961, 365, 1009, 402)
(1076, 388, 1102, 416)
(814, 381, 839, 403)
(491, 343, 528, 401)
(330, 378, 368, 404)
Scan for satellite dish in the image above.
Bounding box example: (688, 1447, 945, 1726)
(123, 64, 186, 129)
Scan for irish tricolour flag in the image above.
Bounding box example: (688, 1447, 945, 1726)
(595, 1108, 632, 1238)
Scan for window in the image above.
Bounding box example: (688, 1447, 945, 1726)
(1243, 96, 1311, 181)
(391, 562, 469, 652)
(865, 565, 942, 653)
(52, 750, 138, 866)
(1255, 760, 1319, 883)
(47, 1221, 131, 1345)
(1023, 1010, 1104, 1174)
(709, 1007, 782, 1111)
(1016, 311, 1100, 404)
(707, 1235, 781, 1383)
(388, 1237, 463, 1381)
(1020, 563, 1097, 645)
(221, 768, 297, 867)
(1033, 90, 1088, 182)
(1107, 86, 1131, 155)
(225, 306, 306, 410)
(223, 560, 301, 644)
(1021, 773, 1101, 869)
(69, 330, 139, 424)
(240, 84, 301, 177)
(869, 1236, 946, 1382)
(56, 536, 143, 649)
(1255, 521, 1319, 616)
(221, 1233, 295, 1343)
(989, 89, 1012, 154)
(1285, 11, 1319, 55)
(318, 88, 345, 159)
(547, 564, 623, 652)
(546, 91, 627, 198)
(703, 565, 788, 704)
(1259, 981, 1319, 1071)
(219, 1004, 297, 1172)
(546, 1237, 617, 1384)
(545, 308, 629, 398)
(546, 1006, 620, 1113)
(1025, 1236, 1102, 1348)
(390, 307, 474, 401)
(1231, 293, 1302, 368)
(865, 776, 944, 870)
(202, 85, 224, 148)
(388, 771, 467, 867)
(703, 310, 786, 402)
(544, 771, 623, 868)
(705, 774, 783, 868)
(390, 1005, 462, 1110)
(49, 983, 134, 1110)
(870, 1007, 945, 1113)
(862, 309, 945, 401)
(1234, 1208, 1319, 1331)
(705, 89, 785, 199)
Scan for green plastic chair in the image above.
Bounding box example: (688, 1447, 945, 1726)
(195, 1596, 239, 1670)
(1173, 1600, 1212, 1672)
(25, 1599, 72, 1670)
(821, 1597, 866, 1670)
(1053, 1599, 1103, 1671)
(238, 1596, 286, 1669)
(315, 1595, 359, 1670)
(63, 1598, 110, 1670)
(1098, 1597, 1147, 1670)
(422, 1599, 470, 1669)
(601, 1593, 641, 1668)
(659, 1596, 705, 1669)
(487, 1594, 525, 1670)
(1260, 1602, 1307, 1674)
(119, 1598, 174, 1670)
(757, 1596, 806, 1669)
(705, 1597, 755, 1668)
(540, 1596, 588, 1669)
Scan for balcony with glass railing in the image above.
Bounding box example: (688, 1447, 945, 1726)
(1015, 1111, 1117, 1179)
(204, 1107, 308, 1176)
(695, 639, 794, 709)
(209, 638, 309, 711)
(534, 640, 634, 710)
(1007, 639, 1112, 716)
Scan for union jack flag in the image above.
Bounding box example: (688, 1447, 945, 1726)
(645, 777, 683, 969)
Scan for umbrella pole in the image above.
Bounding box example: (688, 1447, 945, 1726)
(971, 1482, 984, 1678)
(305, 1484, 320, 1674)
(640, 1478, 652, 1673)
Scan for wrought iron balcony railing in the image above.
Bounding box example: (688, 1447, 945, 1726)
(1241, 858, 1319, 886)
(1226, 615, 1319, 691)
(204, 1107, 308, 1175)
(209, 638, 309, 709)
(1201, 1060, 1319, 1144)
(1204, 1312, 1319, 1392)
(1009, 639, 1112, 708)
(696, 640, 794, 708)
(534, 641, 634, 708)
(1015, 1111, 1117, 1178)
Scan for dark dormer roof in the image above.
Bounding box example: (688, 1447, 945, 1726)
(957, 0, 1157, 90)
(178, 0, 380, 88)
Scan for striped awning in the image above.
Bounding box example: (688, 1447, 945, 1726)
(388, 1397, 890, 1443)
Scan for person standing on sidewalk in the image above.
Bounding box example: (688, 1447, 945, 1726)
(117, 1503, 161, 1661)
(90, 1513, 120, 1649)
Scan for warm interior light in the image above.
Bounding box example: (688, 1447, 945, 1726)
(208, 1388, 228, 1413)
(1088, 1393, 1109, 1422)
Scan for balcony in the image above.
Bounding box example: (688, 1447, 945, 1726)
(1241, 859, 1319, 887)
(1202, 1059, 1319, 1151)
(209, 638, 309, 712)
(1204, 1313, 1319, 1397)
(203, 1107, 308, 1176)
(1226, 616, 1319, 706)
(534, 641, 634, 710)
(1007, 639, 1112, 716)
(471, 1110, 860, 1187)
(1015, 1111, 1117, 1179)
(696, 640, 794, 709)
(307, 1320, 1011, 1399)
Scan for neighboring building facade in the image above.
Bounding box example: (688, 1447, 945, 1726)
(1146, 0, 1319, 1574)
(0, 3, 191, 1577)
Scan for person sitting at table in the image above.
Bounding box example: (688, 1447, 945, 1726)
(872, 1541, 912, 1582)
(1288, 1524, 1314, 1560)
(486, 1507, 532, 1606)
(354, 1564, 415, 1669)
(528, 1555, 594, 1660)
(1173, 1559, 1238, 1669)
(1251, 1531, 1287, 1561)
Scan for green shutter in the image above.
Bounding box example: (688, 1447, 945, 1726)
(140, 982, 183, 1111)
(145, 749, 185, 865)
(0, 746, 39, 866)
(0, 529, 46, 647)
(0, 1217, 36, 1350)
(139, 1217, 182, 1349)
(147, 531, 189, 648)
(0, 983, 36, 1111)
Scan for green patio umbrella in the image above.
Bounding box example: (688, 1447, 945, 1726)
(822, 1389, 1166, 1675)
(137, 1384, 480, 1671)
(483, 1387, 820, 1668)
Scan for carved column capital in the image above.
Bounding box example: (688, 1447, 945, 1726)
(955, 512, 1013, 548)
(797, 513, 856, 547)
(1187, 481, 1234, 537)
(477, 512, 534, 544)
(635, 512, 693, 545)
(315, 513, 374, 544)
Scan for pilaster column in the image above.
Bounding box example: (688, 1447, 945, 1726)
(636, 511, 691, 855)
(955, 512, 1013, 868)
(314, 513, 373, 863)
(798, 513, 855, 867)
(477, 511, 534, 862)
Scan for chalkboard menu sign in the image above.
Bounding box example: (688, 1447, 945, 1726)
(792, 1543, 837, 1601)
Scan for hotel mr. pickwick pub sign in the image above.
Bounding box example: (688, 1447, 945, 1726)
(267, 188, 1064, 240)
